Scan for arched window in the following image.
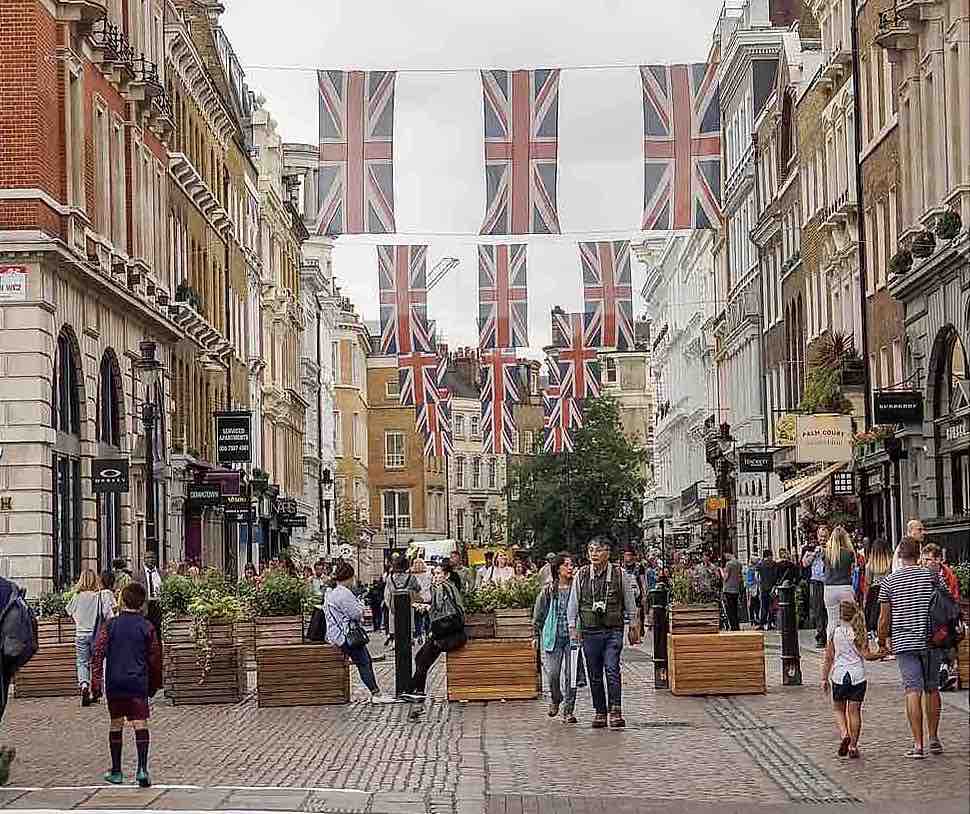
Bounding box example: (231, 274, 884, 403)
(52, 327, 84, 587)
(97, 351, 123, 569)
(933, 328, 969, 419)
(779, 91, 795, 171)
(97, 352, 122, 446)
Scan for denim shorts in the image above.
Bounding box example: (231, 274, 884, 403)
(896, 649, 943, 692)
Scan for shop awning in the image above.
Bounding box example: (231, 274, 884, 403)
(762, 462, 847, 512)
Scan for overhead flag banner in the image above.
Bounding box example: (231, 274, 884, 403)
(378, 244, 432, 355)
(580, 240, 634, 351)
(542, 355, 582, 454)
(552, 309, 601, 402)
(481, 348, 521, 455)
(481, 69, 561, 235)
(418, 353, 453, 458)
(317, 70, 396, 235)
(640, 62, 721, 230)
(398, 347, 439, 408)
(478, 244, 529, 351)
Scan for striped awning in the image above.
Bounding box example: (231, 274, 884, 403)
(762, 461, 847, 512)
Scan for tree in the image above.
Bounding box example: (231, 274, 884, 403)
(334, 497, 369, 548)
(508, 395, 647, 558)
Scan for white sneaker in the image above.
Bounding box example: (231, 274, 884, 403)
(370, 693, 398, 704)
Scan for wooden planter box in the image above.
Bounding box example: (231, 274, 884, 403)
(669, 604, 720, 636)
(168, 640, 242, 706)
(256, 644, 349, 707)
(255, 615, 304, 649)
(36, 617, 76, 645)
(494, 608, 533, 639)
(446, 638, 537, 701)
(465, 613, 496, 640)
(234, 618, 257, 667)
(14, 643, 77, 698)
(958, 635, 969, 691)
(668, 631, 766, 696)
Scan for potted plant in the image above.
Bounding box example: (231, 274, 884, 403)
(248, 568, 309, 648)
(910, 230, 936, 259)
(889, 248, 913, 278)
(954, 563, 970, 689)
(935, 210, 962, 241)
(160, 573, 198, 645)
(34, 591, 76, 644)
(16, 590, 77, 698)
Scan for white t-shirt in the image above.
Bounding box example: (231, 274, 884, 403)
(830, 624, 865, 685)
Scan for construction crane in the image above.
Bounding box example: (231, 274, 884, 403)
(427, 257, 459, 292)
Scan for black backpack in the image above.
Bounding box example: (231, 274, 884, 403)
(429, 583, 464, 639)
(927, 583, 964, 649)
(1, 586, 38, 677)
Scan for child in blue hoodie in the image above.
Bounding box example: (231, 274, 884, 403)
(92, 582, 162, 787)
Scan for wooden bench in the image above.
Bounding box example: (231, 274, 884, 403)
(446, 638, 537, 702)
(14, 644, 77, 698)
(256, 644, 350, 707)
(668, 631, 766, 696)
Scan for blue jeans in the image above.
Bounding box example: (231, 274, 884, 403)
(75, 635, 94, 688)
(582, 628, 623, 714)
(759, 590, 774, 628)
(542, 637, 585, 711)
(341, 642, 379, 695)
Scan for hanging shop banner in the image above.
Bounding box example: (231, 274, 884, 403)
(278, 498, 298, 517)
(739, 451, 773, 473)
(795, 414, 853, 463)
(188, 484, 222, 508)
(91, 458, 130, 494)
(775, 413, 797, 447)
(280, 514, 308, 530)
(223, 493, 253, 523)
(873, 390, 924, 425)
(681, 482, 700, 511)
(214, 411, 252, 464)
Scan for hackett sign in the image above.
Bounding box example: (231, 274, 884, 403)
(215, 411, 252, 464)
(739, 451, 773, 473)
(873, 390, 924, 425)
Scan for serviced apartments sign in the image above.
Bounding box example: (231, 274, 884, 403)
(215, 411, 252, 464)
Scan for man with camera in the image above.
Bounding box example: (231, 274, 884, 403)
(567, 536, 642, 729)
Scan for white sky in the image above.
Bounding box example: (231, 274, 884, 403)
(222, 0, 723, 357)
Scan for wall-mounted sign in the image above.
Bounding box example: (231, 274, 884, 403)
(874, 390, 924, 425)
(831, 470, 855, 496)
(705, 496, 727, 512)
(280, 514, 307, 529)
(680, 482, 700, 511)
(795, 414, 853, 463)
(775, 413, 797, 447)
(214, 411, 252, 464)
(188, 484, 222, 507)
(91, 458, 130, 494)
(223, 493, 253, 522)
(0, 265, 27, 302)
(739, 451, 773, 473)
(278, 498, 298, 517)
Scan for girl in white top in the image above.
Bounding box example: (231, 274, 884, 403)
(478, 552, 515, 587)
(820, 600, 882, 759)
(66, 569, 116, 705)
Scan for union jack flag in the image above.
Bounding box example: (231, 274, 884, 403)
(481, 348, 520, 455)
(580, 240, 635, 351)
(542, 357, 582, 454)
(478, 244, 528, 350)
(398, 348, 439, 409)
(640, 62, 721, 231)
(418, 354, 453, 458)
(481, 69, 560, 235)
(317, 70, 396, 235)
(378, 245, 432, 355)
(552, 309, 600, 401)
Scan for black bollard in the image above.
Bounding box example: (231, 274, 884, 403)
(650, 583, 669, 689)
(393, 590, 414, 697)
(778, 579, 802, 686)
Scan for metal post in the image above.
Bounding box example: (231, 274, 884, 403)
(650, 583, 669, 689)
(778, 579, 802, 686)
(392, 589, 413, 696)
(246, 478, 254, 567)
(142, 402, 158, 559)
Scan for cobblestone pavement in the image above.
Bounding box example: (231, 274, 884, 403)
(1, 634, 966, 813)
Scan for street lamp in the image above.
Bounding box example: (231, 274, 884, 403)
(138, 340, 163, 561)
(321, 468, 333, 555)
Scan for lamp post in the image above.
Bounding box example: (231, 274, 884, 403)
(138, 341, 163, 561)
(321, 468, 333, 556)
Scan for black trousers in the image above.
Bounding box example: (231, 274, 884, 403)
(811, 580, 827, 644)
(723, 593, 740, 631)
(411, 639, 444, 693)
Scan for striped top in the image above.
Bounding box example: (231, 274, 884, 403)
(878, 565, 941, 653)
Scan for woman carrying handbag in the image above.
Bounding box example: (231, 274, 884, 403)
(66, 570, 116, 707)
(324, 562, 396, 704)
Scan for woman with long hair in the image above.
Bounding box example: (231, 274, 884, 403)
(863, 537, 892, 633)
(66, 569, 116, 706)
(822, 526, 857, 640)
(820, 600, 882, 758)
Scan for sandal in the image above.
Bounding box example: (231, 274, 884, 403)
(847, 747, 860, 759)
(837, 736, 851, 757)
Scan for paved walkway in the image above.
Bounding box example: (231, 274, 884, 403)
(2, 633, 966, 813)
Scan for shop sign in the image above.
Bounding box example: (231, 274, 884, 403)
(874, 390, 924, 425)
(680, 482, 700, 511)
(775, 413, 797, 447)
(280, 514, 307, 529)
(223, 493, 253, 522)
(214, 411, 252, 464)
(0, 265, 27, 302)
(188, 484, 222, 507)
(705, 496, 727, 512)
(91, 458, 129, 494)
(739, 451, 773, 473)
(795, 414, 853, 463)
(831, 470, 855, 496)
(278, 497, 298, 517)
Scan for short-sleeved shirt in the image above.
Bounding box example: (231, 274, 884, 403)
(879, 565, 939, 653)
(722, 558, 741, 594)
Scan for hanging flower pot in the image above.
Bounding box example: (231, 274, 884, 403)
(935, 210, 962, 241)
(911, 230, 936, 258)
(889, 249, 913, 277)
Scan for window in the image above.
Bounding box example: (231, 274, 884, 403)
(605, 358, 618, 384)
(352, 412, 361, 458)
(67, 68, 85, 210)
(351, 347, 362, 386)
(385, 431, 405, 469)
(382, 490, 411, 530)
(93, 102, 110, 237)
(52, 329, 83, 587)
(523, 430, 535, 454)
(472, 509, 484, 541)
(97, 353, 121, 446)
(333, 410, 342, 455)
(472, 457, 482, 489)
(456, 508, 465, 541)
(331, 341, 341, 384)
(454, 414, 465, 438)
(488, 459, 497, 489)
(470, 415, 480, 438)
(386, 376, 400, 399)
(456, 456, 465, 488)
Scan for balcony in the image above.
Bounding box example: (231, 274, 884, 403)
(167, 296, 232, 360)
(125, 55, 164, 105)
(57, 0, 107, 24)
(876, 8, 918, 52)
(895, 0, 942, 21)
(89, 19, 135, 85)
(169, 153, 231, 233)
(147, 92, 175, 140)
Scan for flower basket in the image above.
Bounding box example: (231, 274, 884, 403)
(14, 643, 76, 698)
(254, 615, 305, 649)
(494, 607, 533, 639)
(464, 613, 496, 640)
(910, 230, 936, 258)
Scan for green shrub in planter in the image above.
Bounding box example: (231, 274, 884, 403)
(37, 591, 72, 618)
(889, 249, 913, 278)
(160, 575, 198, 617)
(953, 562, 970, 599)
(249, 569, 309, 617)
(935, 210, 962, 240)
(465, 577, 540, 613)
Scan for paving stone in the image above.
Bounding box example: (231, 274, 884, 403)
(302, 789, 370, 812)
(219, 790, 310, 811)
(77, 787, 165, 809)
(0, 790, 29, 809)
(151, 788, 232, 810)
(5, 789, 95, 809)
